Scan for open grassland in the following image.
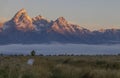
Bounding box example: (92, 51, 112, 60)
(0, 55, 120, 78)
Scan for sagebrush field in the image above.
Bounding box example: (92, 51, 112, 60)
(0, 55, 120, 78)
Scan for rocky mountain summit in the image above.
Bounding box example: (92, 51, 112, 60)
(0, 8, 120, 44)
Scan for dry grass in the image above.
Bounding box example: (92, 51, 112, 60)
(0, 55, 120, 78)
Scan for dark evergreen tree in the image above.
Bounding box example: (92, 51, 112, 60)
(31, 50, 36, 56)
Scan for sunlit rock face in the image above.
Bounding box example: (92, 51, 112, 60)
(12, 8, 35, 31)
(0, 22, 3, 32)
(4, 8, 35, 32)
(56, 17, 68, 26)
(49, 17, 89, 35)
(2, 9, 88, 34)
(0, 23, 3, 27)
(0, 8, 120, 44)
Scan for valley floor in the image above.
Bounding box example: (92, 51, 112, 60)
(0, 55, 120, 78)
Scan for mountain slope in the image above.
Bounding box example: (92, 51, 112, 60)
(4, 9, 35, 32)
(0, 22, 3, 32)
(0, 9, 120, 44)
(47, 17, 90, 35)
(32, 15, 51, 31)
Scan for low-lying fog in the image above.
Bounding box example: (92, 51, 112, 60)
(0, 44, 120, 55)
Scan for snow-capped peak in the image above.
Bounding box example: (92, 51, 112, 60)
(13, 8, 26, 18)
(5, 8, 35, 31)
(32, 15, 50, 23)
(18, 8, 26, 13)
(13, 8, 32, 23)
(55, 17, 68, 26)
(32, 15, 45, 21)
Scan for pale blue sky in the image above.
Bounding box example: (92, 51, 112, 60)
(0, 0, 120, 30)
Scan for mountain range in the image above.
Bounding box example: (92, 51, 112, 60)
(0, 8, 120, 44)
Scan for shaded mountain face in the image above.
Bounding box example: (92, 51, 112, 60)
(32, 15, 51, 31)
(0, 8, 120, 44)
(32, 15, 50, 27)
